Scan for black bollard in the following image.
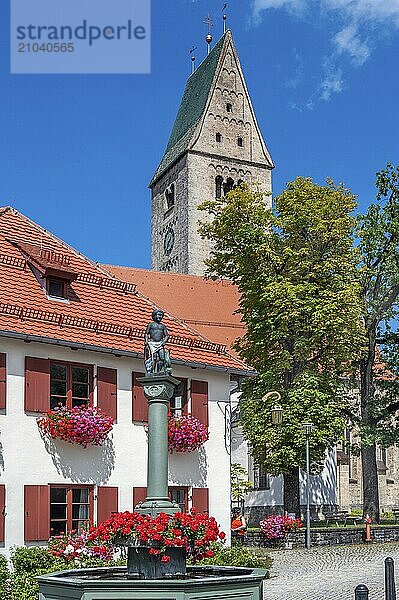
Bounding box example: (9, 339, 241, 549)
(355, 584, 369, 600)
(385, 557, 396, 600)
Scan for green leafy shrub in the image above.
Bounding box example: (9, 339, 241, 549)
(197, 544, 272, 572)
(4, 546, 125, 600)
(0, 554, 8, 580)
(11, 546, 58, 575)
(381, 511, 394, 520)
(6, 572, 41, 600)
(0, 554, 10, 600)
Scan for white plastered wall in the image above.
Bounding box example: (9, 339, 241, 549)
(0, 336, 231, 555)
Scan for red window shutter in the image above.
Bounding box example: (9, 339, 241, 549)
(24, 485, 50, 541)
(25, 357, 50, 413)
(191, 380, 208, 427)
(132, 372, 148, 422)
(0, 485, 5, 542)
(192, 488, 209, 514)
(97, 367, 117, 421)
(133, 487, 147, 508)
(97, 486, 118, 524)
(0, 353, 6, 410)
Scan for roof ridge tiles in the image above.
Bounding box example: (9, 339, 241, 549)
(101, 263, 234, 285)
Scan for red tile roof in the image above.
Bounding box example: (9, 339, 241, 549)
(102, 266, 245, 358)
(0, 207, 251, 374)
(102, 266, 395, 384)
(373, 349, 396, 382)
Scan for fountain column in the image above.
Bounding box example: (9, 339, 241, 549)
(135, 374, 180, 516)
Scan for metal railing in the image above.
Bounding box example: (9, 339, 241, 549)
(354, 557, 396, 599)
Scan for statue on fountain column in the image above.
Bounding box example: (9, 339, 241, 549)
(144, 309, 172, 376)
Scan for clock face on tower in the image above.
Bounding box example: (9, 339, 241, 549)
(163, 227, 175, 256)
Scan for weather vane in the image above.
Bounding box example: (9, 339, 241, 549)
(204, 14, 213, 54)
(222, 3, 228, 34)
(190, 46, 197, 74)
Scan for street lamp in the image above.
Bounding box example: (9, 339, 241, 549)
(263, 396, 314, 549)
(262, 392, 283, 425)
(302, 421, 314, 550)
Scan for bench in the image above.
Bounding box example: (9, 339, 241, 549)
(324, 511, 348, 526)
(323, 511, 361, 526)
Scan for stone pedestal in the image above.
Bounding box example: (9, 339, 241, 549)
(127, 546, 186, 579)
(135, 374, 180, 516)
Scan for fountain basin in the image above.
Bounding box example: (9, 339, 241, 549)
(37, 565, 267, 600)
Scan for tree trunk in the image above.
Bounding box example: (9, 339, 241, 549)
(361, 443, 380, 522)
(283, 468, 300, 517)
(359, 328, 380, 523)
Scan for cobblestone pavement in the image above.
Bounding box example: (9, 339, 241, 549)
(263, 543, 399, 600)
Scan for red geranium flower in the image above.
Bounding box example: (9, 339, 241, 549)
(87, 509, 223, 564)
(37, 405, 113, 448)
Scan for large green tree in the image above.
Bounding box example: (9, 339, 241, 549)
(200, 178, 364, 514)
(356, 163, 399, 522)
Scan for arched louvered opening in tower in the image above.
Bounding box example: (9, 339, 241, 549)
(223, 178, 234, 196)
(215, 176, 223, 199)
(165, 183, 175, 209)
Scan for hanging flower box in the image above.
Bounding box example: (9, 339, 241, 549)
(168, 414, 209, 453)
(37, 405, 114, 448)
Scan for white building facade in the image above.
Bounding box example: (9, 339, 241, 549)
(0, 207, 247, 556)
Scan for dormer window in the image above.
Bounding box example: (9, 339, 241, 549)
(47, 277, 68, 299)
(11, 241, 77, 301)
(216, 132, 222, 143)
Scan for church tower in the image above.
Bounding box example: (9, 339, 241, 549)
(150, 30, 274, 275)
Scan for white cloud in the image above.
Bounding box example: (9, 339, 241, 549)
(253, 0, 307, 22)
(285, 49, 304, 89)
(254, 0, 399, 24)
(319, 66, 343, 100)
(324, 0, 399, 26)
(253, 0, 399, 106)
(334, 25, 370, 65)
(253, 0, 399, 61)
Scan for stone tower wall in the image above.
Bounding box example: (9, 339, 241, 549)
(186, 152, 271, 275)
(151, 155, 189, 273)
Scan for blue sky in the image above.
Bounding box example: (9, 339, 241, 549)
(0, 0, 398, 268)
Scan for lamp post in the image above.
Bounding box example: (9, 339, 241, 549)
(302, 421, 314, 549)
(262, 392, 283, 425)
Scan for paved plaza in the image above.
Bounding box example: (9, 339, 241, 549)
(263, 543, 399, 599)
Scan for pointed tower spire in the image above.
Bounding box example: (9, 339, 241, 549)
(150, 31, 274, 275)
